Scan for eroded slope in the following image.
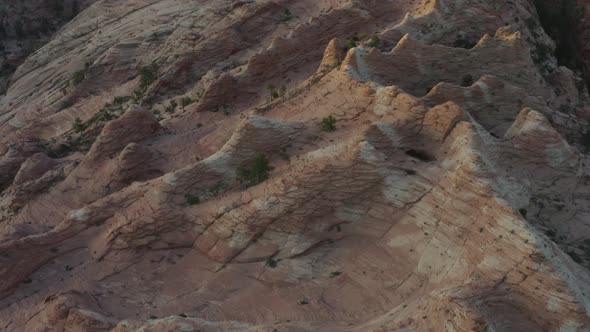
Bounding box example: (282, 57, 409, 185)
(1, 0, 590, 331)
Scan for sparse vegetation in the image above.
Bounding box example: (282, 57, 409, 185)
(238, 154, 272, 187)
(72, 118, 86, 133)
(184, 194, 200, 205)
(70, 97, 129, 134)
(280, 8, 293, 22)
(345, 38, 357, 50)
(208, 181, 226, 196)
(367, 35, 380, 47)
(180, 97, 193, 110)
(71, 70, 85, 85)
(461, 74, 474, 87)
(266, 258, 278, 268)
(321, 115, 337, 132)
(165, 99, 178, 113)
(266, 84, 279, 100)
(133, 62, 159, 101)
(113, 96, 130, 105)
(329, 271, 342, 278)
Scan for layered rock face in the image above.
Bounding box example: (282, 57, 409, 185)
(1, 0, 590, 331)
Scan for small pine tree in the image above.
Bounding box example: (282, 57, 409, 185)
(321, 115, 337, 132)
(72, 118, 85, 133)
(266, 84, 278, 100)
(238, 154, 271, 187)
(180, 97, 193, 110)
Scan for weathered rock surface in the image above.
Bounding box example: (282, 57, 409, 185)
(1, 0, 590, 331)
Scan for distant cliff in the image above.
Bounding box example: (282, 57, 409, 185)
(0, 0, 97, 94)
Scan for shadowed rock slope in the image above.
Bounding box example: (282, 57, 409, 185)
(1, 0, 590, 331)
(0, 0, 98, 94)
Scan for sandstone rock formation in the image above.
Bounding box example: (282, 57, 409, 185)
(1, 0, 590, 331)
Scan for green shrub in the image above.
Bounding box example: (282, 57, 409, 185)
(184, 194, 200, 205)
(113, 96, 130, 105)
(180, 97, 193, 109)
(133, 62, 159, 100)
(266, 258, 278, 268)
(70, 104, 122, 134)
(461, 74, 474, 87)
(72, 70, 85, 85)
(208, 181, 226, 196)
(238, 154, 271, 187)
(345, 38, 357, 50)
(165, 100, 178, 113)
(266, 84, 279, 100)
(321, 115, 337, 132)
(139, 63, 159, 88)
(367, 35, 380, 47)
(72, 118, 86, 133)
(280, 9, 293, 22)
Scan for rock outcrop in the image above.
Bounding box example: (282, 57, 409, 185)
(1, 0, 590, 331)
